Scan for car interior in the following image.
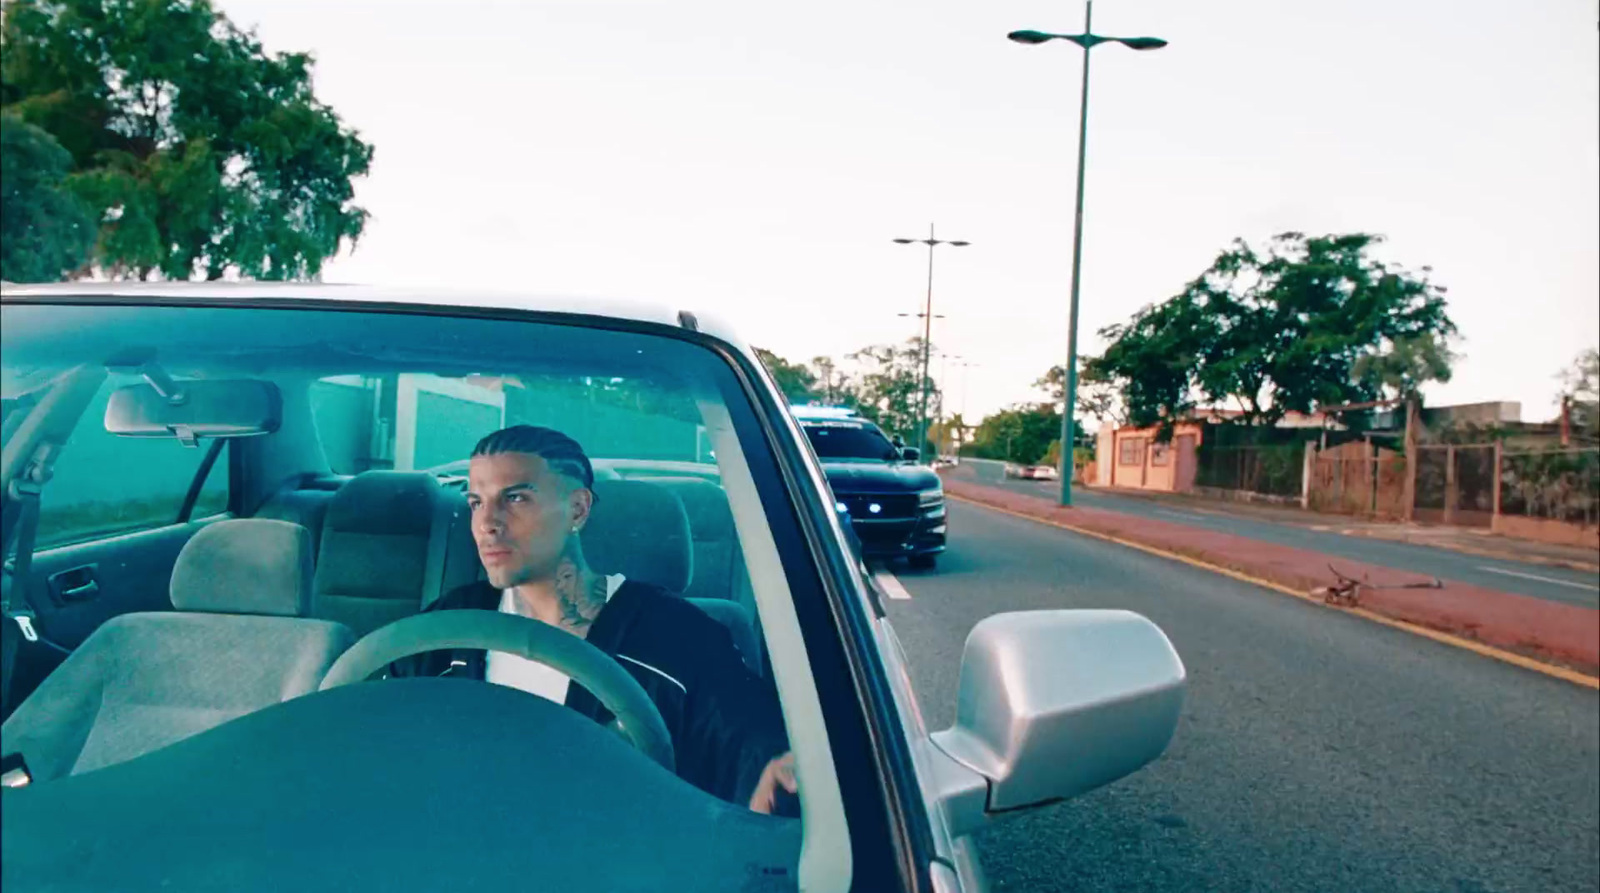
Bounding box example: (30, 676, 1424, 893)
(4, 402, 774, 778)
(0, 302, 836, 891)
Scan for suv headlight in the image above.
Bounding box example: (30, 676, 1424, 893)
(918, 488, 944, 507)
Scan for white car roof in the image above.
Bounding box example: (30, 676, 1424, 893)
(0, 281, 753, 352)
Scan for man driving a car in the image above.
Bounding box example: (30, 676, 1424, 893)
(389, 425, 798, 814)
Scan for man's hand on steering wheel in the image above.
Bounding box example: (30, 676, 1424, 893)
(748, 751, 798, 814)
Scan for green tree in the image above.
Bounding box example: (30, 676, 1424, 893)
(754, 348, 817, 404)
(1034, 358, 1126, 427)
(967, 404, 1061, 465)
(1557, 347, 1600, 440)
(937, 412, 971, 456)
(1089, 232, 1457, 436)
(1, 0, 373, 280)
(0, 113, 95, 281)
(846, 338, 940, 443)
(1351, 333, 1458, 402)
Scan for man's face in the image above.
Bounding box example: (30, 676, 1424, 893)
(466, 451, 593, 589)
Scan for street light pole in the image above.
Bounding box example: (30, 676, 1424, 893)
(938, 352, 961, 455)
(1008, 3, 1166, 506)
(894, 225, 969, 461)
(919, 224, 936, 459)
(1059, 1, 1093, 507)
(956, 360, 977, 420)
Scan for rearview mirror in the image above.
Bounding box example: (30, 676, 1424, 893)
(105, 379, 282, 444)
(900, 447, 921, 463)
(931, 610, 1184, 835)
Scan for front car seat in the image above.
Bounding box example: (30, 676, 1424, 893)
(0, 519, 354, 782)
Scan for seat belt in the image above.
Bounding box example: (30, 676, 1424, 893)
(1, 479, 44, 719)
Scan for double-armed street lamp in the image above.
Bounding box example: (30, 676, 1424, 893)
(1008, 2, 1166, 504)
(893, 224, 969, 459)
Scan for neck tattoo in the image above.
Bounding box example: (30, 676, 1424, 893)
(552, 549, 607, 634)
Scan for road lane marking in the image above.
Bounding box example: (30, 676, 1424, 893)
(945, 493, 1600, 690)
(874, 568, 914, 600)
(1476, 565, 1599, 592)
(1155, 509, 1208, 522)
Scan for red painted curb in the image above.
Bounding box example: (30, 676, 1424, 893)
(944, 478, 1600, 674)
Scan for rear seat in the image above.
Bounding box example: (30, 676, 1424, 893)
(254, 488, 338, 563)
(255, 469, 765, 674)
(645, 477, 742, 603)
(280, 471, 477, 637)
(581, 479, 694, 595)
(583, 478, 764, 674)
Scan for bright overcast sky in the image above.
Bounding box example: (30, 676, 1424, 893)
(220, 0, 1599, 424)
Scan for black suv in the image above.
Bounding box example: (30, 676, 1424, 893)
(793, 407, 946, 569)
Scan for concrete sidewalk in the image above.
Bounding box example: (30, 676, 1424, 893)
(1083, 483, 1600, 573)
(944, 477, 1600, 677)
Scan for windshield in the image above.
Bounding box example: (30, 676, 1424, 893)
(801, 420, 900, 462)
(0, 299, 849, 890)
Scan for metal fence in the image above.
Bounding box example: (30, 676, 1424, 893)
(1292, 438, 1599, 544)
(1413, 443, 1496, 527)
(1307, 440, 1408, 518)
(1499, 447, 1600, 526)
(1195, 443, 1304, 497)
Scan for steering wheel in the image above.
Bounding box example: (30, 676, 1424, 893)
(319, 610, 675, 772)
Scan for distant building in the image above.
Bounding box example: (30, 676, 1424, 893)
(1094, 421, 1206, 493)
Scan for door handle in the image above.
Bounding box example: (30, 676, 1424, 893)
(49, 565, 99, 603)
(60, 580, 99, 601)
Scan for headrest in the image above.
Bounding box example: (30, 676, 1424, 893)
(170, 519, 314, 617)
(320, 471, 441, 537)
(645, 477, 734, 541)
(314, 471, 456, 617)
(581, 479, 693, 594)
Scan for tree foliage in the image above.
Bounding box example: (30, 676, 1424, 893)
(754, 348, 817, 404)
(1351, 334, 1457, 402)
(0, 0, 374, 280)
(1557, 347, 1600, 440)
(0, 113, 95, 281)
(757, 341, 944, 450)
(844, 338, 939, 443)
(964, 403, 1061, 465)
(1033, 359, 1126, 427)
(1087, 233, 1457, 436)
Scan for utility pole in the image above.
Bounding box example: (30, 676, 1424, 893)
(894, 224, 969, 460)
(1008, 4, 1167, 504)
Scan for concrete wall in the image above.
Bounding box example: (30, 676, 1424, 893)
(309, 373, 711, 474)
(1493, 514, 1600, 549)
(1095, 429, 1115, 487)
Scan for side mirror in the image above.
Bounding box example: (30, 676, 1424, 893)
(930, 610, 1185, 836)
(900, 447, 921, 463)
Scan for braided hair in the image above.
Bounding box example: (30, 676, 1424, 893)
(471, 425, 595, 494)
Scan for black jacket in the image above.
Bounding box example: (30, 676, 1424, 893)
(388, 580, 789, 808)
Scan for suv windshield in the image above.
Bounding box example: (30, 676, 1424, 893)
(801, 420, 900, 462)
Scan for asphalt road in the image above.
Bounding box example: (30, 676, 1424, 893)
(957, 458, 1600, 610)
(884, 501, 1600, 893)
